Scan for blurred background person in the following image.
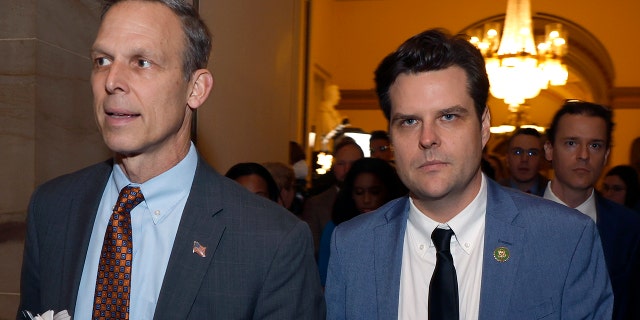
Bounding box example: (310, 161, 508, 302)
(290, 141, 309, 196)
(263, 161, 304, 215)
(601, 165, 640, 212)
(501, 128, 548, 196)
(317, 157, 407, 286)
(631, 137, 640, 177)
(369, 130, 394, 163)
(302, 136, 364, 257)
(225, 162, 280, 202)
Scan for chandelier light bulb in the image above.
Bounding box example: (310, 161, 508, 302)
(468, 0, 568, 108)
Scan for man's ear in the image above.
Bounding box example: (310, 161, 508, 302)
(604, 147, 611, 165)
(544, 140, 553, 162)
(187, 69, 214, 109)
(481, 107, 491, 148)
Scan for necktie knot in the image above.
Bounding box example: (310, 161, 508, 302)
(431, 227, 454, 253)
(116, 186, 144, 213)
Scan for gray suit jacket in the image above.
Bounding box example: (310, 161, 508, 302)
(325, 179, 612, 319)
(18, 157, 325, 319)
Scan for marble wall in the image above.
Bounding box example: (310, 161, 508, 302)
(0, 0, 107, 316)
(0, 1, 108, 219)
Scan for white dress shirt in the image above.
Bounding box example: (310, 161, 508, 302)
(399, 174, 487, 320)
(74, 143, 197, 319)
(543, 181, 598, 222)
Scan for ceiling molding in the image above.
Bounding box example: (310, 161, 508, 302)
(335, 89, 379, 110)
(611, 87, 640, 109)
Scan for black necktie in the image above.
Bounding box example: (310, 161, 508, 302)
(429, 228, 459, 320)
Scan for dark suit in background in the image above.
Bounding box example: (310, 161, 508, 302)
(19, 157, 325, 319)
(596, 194, 640, 320)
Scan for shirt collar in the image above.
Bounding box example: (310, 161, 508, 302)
(407, 174, 488, 255)
(543, 181, 597, 222)
(112, 142, 198, 223)
(575, 190, 597, 221)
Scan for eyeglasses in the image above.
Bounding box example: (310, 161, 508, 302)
(510, 147, 540, 157)
(370, 145, 390, 153)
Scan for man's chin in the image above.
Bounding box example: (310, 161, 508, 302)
(109, 145, 144, 159)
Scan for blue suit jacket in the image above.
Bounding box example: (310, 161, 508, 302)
(595, 194, 640, 320)
(325, 179, 613, 319)
(18, 156, 325, 319)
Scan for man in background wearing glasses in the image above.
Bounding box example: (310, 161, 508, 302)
(369, 130, 394, 163)
(501, 127, 548, 196)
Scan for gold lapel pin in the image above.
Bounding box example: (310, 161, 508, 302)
(193, 241, 207, 258)
(493, 246, 510, 262)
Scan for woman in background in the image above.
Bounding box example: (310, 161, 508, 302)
(601, 165, 640, 212)
(225, 162, 280, 203)
(318, 157, 407, 286)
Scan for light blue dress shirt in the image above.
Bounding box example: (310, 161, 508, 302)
(74, 143, 198, 319)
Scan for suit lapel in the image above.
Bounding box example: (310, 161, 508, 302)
(58, 161, 113, 311)
(373, 199, 409, 320)
(594, 195, 619, 273)
(479, 181, 525, 320)
(154, 158, 226, 318)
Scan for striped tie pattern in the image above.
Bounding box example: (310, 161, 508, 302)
(93, 186, 144, 319)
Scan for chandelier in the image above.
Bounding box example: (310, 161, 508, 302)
(469, 0, 568, 108)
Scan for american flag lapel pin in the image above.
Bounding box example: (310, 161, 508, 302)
(193, 241, 207, 258)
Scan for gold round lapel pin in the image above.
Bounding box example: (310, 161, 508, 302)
(493, 246, 510, 262)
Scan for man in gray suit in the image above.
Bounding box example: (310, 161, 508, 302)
(325, 28, 612, 319)
(18, 0, 324, 318)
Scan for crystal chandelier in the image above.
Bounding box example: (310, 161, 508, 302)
(469, 0, 568, 109)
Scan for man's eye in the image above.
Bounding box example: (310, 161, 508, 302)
(511, 148, 524, 156)
(402, 119, 418, 126)
(590, 143, 602, 150)
(95, 57, 111, 67)
(138, 59, 152, 68)
(442, 114, 457, 121)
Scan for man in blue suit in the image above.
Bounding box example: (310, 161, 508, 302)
(543, 100, 640, 320)
(324, 28, 613, 319)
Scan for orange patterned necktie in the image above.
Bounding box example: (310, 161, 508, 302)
(93, 186, 144, 320)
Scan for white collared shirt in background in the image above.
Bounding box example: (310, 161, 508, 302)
(399, 174, 487, 319)
(543, 181, 597, 222)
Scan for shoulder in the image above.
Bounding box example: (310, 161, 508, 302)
(32, 160, 112, 199)
(334, 197, 408, 238)
(302, 186, 337, 215)
(487, 180, 593, 229)
(307, 186, 337, 203)
(596, 194, 640, 231)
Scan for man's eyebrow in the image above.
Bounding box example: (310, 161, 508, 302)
(389, 113, 419, 123)
(438, 105, 469, 115)
(562, 136, 605, 142)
